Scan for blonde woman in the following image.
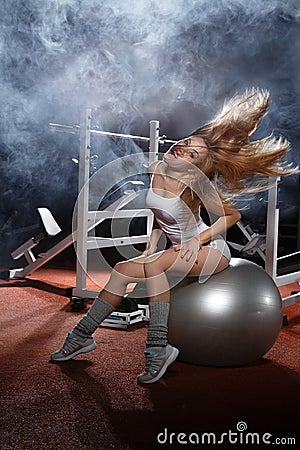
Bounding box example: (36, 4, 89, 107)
(51, 88, 297, 384)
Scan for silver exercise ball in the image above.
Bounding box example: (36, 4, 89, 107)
(168, 258, 282, 367)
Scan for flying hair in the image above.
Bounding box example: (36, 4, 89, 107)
(188, 87, 298, 201)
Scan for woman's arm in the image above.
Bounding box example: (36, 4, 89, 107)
(144, 219, 164, 256)
(174, 198, 240, 262)
(196, 198, 241, 245)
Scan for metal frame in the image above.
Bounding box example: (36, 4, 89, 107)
(8, 113, 175, 290)
(265, 177, 300, 306)
(100, 309, 146, 329)
(48, 110, 177, 300)
(228, 220, 266, 260)
(73, 110, 158, 298)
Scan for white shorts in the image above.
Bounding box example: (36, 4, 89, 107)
(206, 236, 231, 262)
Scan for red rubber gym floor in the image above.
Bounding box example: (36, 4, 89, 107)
(0, 268, 299, 449)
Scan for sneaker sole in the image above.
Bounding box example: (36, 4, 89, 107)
(50, 341, 97, 362)
(138, 347, 179, 384)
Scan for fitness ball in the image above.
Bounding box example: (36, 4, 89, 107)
(168, 258, 282, 367)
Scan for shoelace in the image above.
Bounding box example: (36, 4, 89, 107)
(61, 335, 81, 354)
(144, 350, 163, 374)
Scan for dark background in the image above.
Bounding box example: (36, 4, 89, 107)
(0, 0, 299, 270)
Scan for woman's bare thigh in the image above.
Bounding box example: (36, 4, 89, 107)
(114, 245, 229, 282)
(145, 246, 229, 277)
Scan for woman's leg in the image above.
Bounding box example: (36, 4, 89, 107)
(137, 246, 229, 383)
(99, 255, 150, 306)
(143, 244, 229, 300)
(75, 257, 152, 332)
(50, 255, 150, 362)
(51, 246, 228, 365)
(143, 247, 229, 343)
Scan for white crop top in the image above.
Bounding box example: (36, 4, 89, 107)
(146, 162, 209, 245)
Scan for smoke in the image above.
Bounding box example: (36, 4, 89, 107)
(0, 0, 299, 261)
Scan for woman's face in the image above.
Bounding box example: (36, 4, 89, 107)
(164, 136, 209, 168)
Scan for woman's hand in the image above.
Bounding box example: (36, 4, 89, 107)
(142, 241, 158, 257)
(174, 237, 202, 263)
(143, 226, 162, 257)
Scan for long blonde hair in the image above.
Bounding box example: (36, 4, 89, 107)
(182, 88, 297, 209)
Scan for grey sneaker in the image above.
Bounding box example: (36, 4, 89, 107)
(50, 332, 97, 362)
(137, 344, 179, 384)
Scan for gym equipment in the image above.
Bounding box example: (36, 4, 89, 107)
(228, 177, 300, 310)
(49, 111, 176, 302)
(6, 114, 174, 328)
(48, 112, 175, 328)
(168, 258, 283, 367)
(70, 296, 88, 311)
(265, 177, 300, 308)
(9, 208, 62, 277)
(227, 221, 266, 260)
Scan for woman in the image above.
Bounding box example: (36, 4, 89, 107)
(51, 88, 297, 384)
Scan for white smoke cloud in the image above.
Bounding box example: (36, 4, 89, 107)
(0, 0, 299, 258)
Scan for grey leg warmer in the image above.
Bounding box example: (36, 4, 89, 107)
(72, 296, 115, 339)
(146, 301, 170, 348)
